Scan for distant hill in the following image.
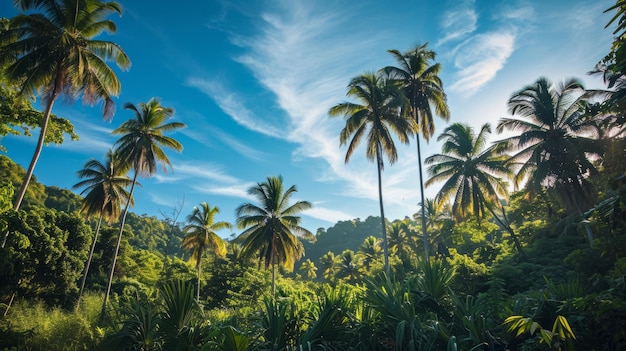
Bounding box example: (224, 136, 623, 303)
(302, 215, 383, 264)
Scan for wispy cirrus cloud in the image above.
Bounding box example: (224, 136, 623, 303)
(437, 4, 478, 46)
(192, 182, 256, 201)
(186, 78, 283, 138)
(154, 161, 239, 184)
(304, 205, 355, 224)
(448, 32, 516, 95)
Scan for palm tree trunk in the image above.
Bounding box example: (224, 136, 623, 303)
(271, 261, 276, 297)
(376, 145, 390, 274)
(76, 214, 104, 309)
(12, 96, 57, 212)
(101, 171, 138, 319)
(2, 95, 58, 249)
(416, 134, 429, 260)
(196, 260, 201, 302)
(486, 203, 526, 258)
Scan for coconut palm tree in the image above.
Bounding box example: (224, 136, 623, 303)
(0, 0, 130, 213)
(383, 44, 450, 260)
(329, 72, 412, 274)
(357, 235, 383, 272)
(236, 175, 313, 296)
(101, 98, 185, 316)
(181, 202, 230, 302)
(299, 259, 317, 279)
(497, 77, 602, 214)
(73, 149, 132, 307)
(425, 123, 526, 256)
(319, 251, 340, 282)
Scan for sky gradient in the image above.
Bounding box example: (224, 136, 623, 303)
(0, 0, 616, 236)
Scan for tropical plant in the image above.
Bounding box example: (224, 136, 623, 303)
(357, 235, 383, 272)
(181, 202, 231, 302)
(73, 149, 132, 307)
(336, 250, 361, 284)
(236, 175, 313, 296)
(329, 72, 412, 273)
(496, 77, 602, 214)
(425, 123, 526, 256)
(102, 98, 185, 316)
(383, 44, 450, 260)
(0, 0, 130, 213)
(299, 258, 317, 279)
(319, 251, 340, 282)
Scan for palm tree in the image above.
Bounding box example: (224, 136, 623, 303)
(101, 98, 185, 316)
(497, 77, 602, 214)
(236, 175, 313, 296)
(299, 259, 317, 279)
(181, 202, 230, 302)
(73, 149, 132, 307)
(329, 72, 412, 274)
(319, 251, 340, 282)
(383, 44, 450, 260)
(336, 250, 361, 284)
(0, 0, 130, 213)
(357, 235, 383, 271)
(425, 123, 526, 256)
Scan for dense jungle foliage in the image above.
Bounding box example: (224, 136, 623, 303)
(1, 0, 626, 350)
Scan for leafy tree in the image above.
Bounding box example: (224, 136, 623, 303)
(329, 73, 412, 273)
(497, 77, 602, 214)
(102, 98, 185, 315)
(236, 175, 313, 296)
(43, 186, 82, 213)
(425, 123, 526, 256)
(181, 202, 230, 302)
(73, 149, 132, 305)
(383, 43, 450, 260)
(0, 207, 90, 307)
(0, 155, 46, 209)
(0, 0, 130, 212)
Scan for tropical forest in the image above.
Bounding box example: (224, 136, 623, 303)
(0, 0, 625, 350)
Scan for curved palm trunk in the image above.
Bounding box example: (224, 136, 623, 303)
(76, 214, 104, 309)
(13, 95, 57, 211)
(101, 171, 138, 319)
(485, 203, 526, 258)
(2, 94, 58, 249)
(376, 146, 390, 274)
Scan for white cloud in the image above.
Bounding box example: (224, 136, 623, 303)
(154, 161, 239, 184)
(304, 206, 354, 224)
(186, 78, 283, 138)
(449, 32, 516, 95)
(193, 182, 256, 201)
(437, 4, 478, 46)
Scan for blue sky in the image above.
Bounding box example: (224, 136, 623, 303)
(0, 0, 616, 236)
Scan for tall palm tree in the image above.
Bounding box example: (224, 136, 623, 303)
(383, 44, 450, 260)
(236, 175, 313, 296)
(181, 202, 230, 302)
(0, 0, 130, 213)
(329, 72, 412, 274)
(497, 77, 602, 214)
(73, 149, 132, 307)
(425, 123, 526, 256)
(101, 98, 185, 316)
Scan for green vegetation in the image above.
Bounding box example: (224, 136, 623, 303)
(1, 0, 626, 350)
